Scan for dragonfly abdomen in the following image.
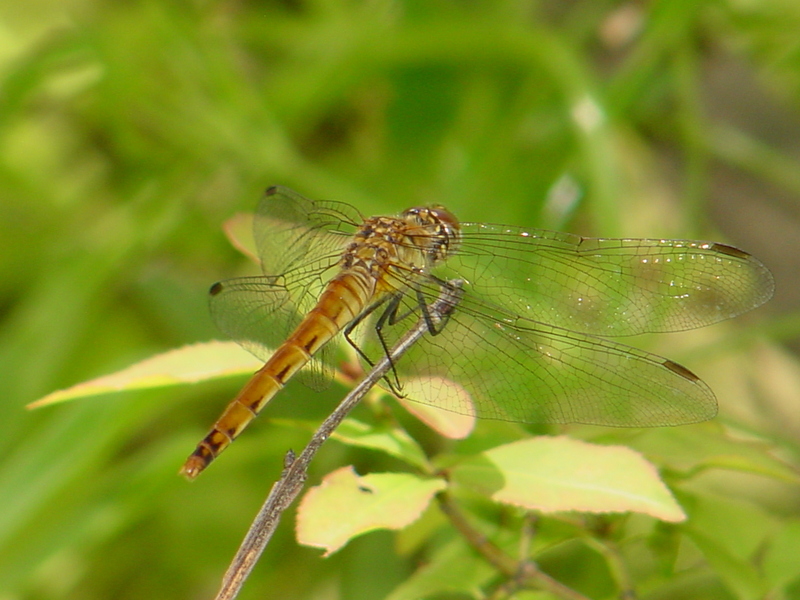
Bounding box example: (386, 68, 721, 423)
(180, 270, 376, 479)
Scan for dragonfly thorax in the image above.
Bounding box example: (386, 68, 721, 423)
(341, 206, 461, 283)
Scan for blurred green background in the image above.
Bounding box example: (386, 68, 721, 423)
(1, 1, 799, 599)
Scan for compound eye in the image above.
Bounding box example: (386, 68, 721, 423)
(428, 206, 459, 229)
(401, 205, 461, 236)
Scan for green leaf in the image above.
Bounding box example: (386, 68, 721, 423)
(685, 531, 764, 599)
(625, 424, 800, 483)
(28, 342, 261, 408)
(385, 536, 498, 600)
(763, 520, 800, 591)
(296, 466, 446, 555)
(683, 493, 774, 599)
(452, 436, 685, 522)
(332, 419, 430, 470)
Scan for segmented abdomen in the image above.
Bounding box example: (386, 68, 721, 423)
(180, 270, 376, 479)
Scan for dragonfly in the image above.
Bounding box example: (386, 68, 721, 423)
(181, 186, 774, 479)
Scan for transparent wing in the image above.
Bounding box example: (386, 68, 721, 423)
(209, 187, 361, 389)
(445, 224, 774, 336)
(408, 309, 717, 427)
(351, 275, 718, 426)
(209, 276, 299, 363)
(254, 185, 362, 283)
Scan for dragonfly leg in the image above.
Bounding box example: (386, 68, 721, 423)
(343, 292, 409, 395)
(372, 293, 410, 393)
(415, 277, 457, 336)
(343, 294, 396, 372)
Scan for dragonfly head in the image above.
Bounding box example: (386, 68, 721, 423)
(401, 205, 462, 265)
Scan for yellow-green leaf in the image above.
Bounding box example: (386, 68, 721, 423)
(296, 466, 446, 555)
(452, 436, 685, 522)
(28, 341, 261, 408)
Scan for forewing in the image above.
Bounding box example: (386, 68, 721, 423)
(254, 186, 361, 284)
(451, 224, 774, 336)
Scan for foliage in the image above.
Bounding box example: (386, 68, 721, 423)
(2, 1, 799, 599)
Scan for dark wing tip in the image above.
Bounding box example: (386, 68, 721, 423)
(662, 359, 719, 422)
(710, 242, 751, 260)
(209, 281, 224, 296)
(662, 358, 700, 382)
(709, 243, 775, 307)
